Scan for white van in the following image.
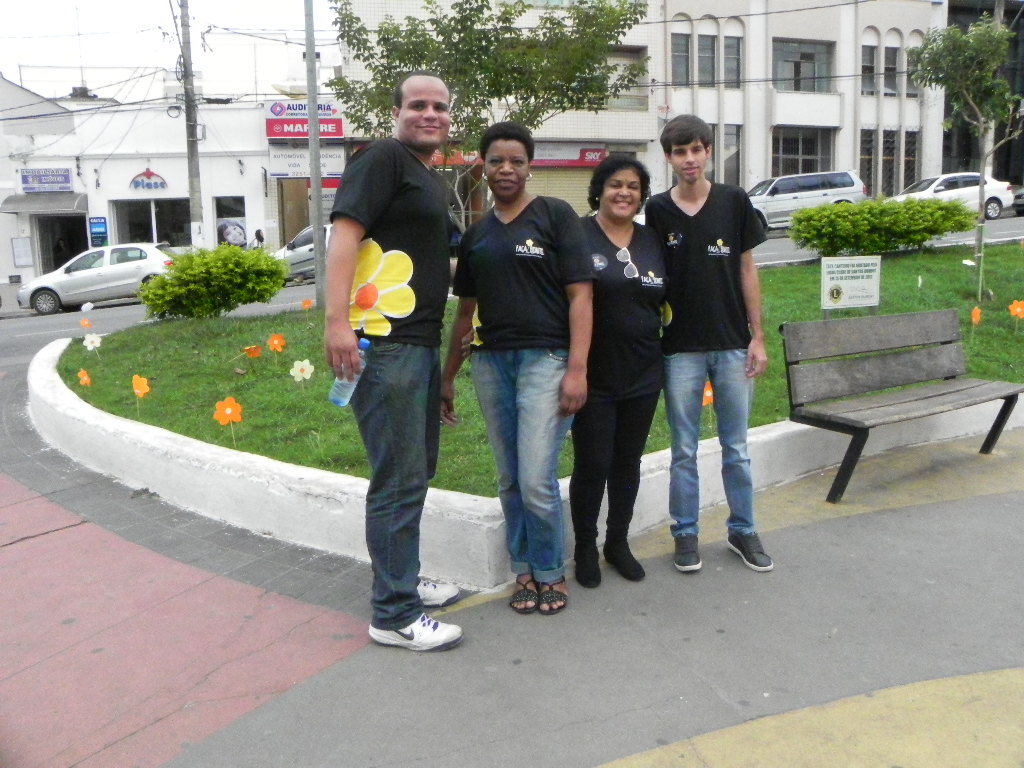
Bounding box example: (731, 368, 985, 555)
(747, 171, 869, 229)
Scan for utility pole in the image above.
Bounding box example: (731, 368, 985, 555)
(179, 0, 204, 247)
(305, 0, 326, 307)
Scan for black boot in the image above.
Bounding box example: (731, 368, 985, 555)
(574, 540, 601, 588)
(603, 536, 645, 581)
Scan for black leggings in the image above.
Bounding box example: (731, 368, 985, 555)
(569, 392, 660, 543)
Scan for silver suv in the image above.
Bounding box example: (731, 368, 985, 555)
(747, 171, 869, 229)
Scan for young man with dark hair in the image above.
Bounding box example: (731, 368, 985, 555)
(324, 72, 464, 651)
(644, 114, 774, 574)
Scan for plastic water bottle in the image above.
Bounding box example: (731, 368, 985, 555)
(328, 338, 371, 407)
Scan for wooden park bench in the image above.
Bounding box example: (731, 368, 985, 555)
(779, 309, 1023, 503)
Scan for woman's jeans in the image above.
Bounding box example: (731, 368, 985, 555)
(664, 349, 755, 537)
(472, 349, 572, 584)
(351, 342, 440, 630)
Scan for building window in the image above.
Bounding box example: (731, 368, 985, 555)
(861, 45, 877, 96)
(606, 48, 648, 110)
(723, 36, 742, 89)
(706, 123, 741, 185)
(772, 126, 833, 176)
(671, 33, 691, 86)
(904, 130, 919, 185)
(698, 35, 716, 86)
(882, 129, 898, 195)
(114, 199, 191, 247)
(906, 57, 919, 98)
(883, 46, 899, 97)
(773, 40, 833, 93)
(860, 129, 875, 196)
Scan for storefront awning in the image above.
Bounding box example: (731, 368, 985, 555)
(0, 192, 88, 215)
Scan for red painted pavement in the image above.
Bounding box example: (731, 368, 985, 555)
(0, 474, 369, 768)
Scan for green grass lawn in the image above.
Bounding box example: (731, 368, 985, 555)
(57, 244, 1024, 497)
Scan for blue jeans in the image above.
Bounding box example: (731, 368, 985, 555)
(351, 342, 440, 630)
(664, 349, 755, 537)
(472, 349, 573, 584)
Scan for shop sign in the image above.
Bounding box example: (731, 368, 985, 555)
(21, 167, 73, 193)
(89, 216, 109, 247)
(532, 145, 607, 167)
(265, 100, 343, 139)
(268, 145, 346, 177)
(130, 168, 168, 191)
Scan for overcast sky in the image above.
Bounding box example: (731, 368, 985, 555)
(1, 0, 339, 86)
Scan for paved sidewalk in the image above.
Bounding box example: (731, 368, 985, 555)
(2, 351, 1023, 768)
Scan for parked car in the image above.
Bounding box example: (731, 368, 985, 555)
(747, 170, 869, 229)
(273, 224, 330, 282)
(891, 172, 1013, 220)
(1011, 187, 1024, 217)
(16, 242, 175, 315)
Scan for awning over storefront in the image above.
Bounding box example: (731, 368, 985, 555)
(0, 192, 88, 215)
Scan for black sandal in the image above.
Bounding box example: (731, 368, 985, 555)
(510, 575, 539, 614)
(538, 579, 568, 615)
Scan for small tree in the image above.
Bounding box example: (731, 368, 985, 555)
(909, 16, 1023, 301)
(327, 0, 647, 224)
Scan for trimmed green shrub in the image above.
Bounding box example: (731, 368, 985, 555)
(789, 198, 975, 257)
(140, 245, 288, 319)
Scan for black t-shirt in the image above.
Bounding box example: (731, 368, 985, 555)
(581, 216, 666, 400)
(453, 196, 592, 350)
(644, 183, 766, 353)
(330, 138, 452, 347)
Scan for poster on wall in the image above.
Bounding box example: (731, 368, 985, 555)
(216, 218, 248, 247)
(12, 237, 34, 267)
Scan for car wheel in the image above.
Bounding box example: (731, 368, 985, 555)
(984, 198, 1002, 220)
(32, 289, 61, 315)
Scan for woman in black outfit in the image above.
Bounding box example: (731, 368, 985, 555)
(570, 156, 666, 587)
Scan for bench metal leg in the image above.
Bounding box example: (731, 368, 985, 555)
(979, 394, 1018, 454)
(827, 429, 869, 504)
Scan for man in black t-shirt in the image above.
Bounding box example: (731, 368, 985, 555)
(324, 72, 463, 652)
(644, 114, 774, 575)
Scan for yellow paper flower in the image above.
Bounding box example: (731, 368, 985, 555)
(290, 359, 314, 382)
(349, 239, 415, 336)
(662, 302, 673, 327)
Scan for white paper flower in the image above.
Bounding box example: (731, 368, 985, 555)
(290, 359, 314, 382)
(81, 302, 95, 312)
(83, 333, 102, 351)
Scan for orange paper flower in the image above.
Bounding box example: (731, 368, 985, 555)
(243, 345, 262, 358)
(702, 381, 714, 407)
(1009, 300, 1024, 319)
(214, 397, 243, 426)
(302, 299, 314, 311)
(971, 306, 981, 326)
(77, 369, 91, 387)
(79, 317, 92, 329)
(132, 374, 150, 398)
(267, 333, 286, 353)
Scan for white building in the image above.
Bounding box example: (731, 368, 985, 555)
(2, 0, 950, 289)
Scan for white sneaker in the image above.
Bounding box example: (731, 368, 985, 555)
(368, 613, 463, 652)
(417, 579, 461, 608)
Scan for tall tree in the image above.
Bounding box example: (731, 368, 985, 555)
(909, 16, 1022, 301)
(327, 0, 647, 223)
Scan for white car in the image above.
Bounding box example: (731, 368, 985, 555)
(891, 172, 1014, 220)
(16, 242, 175, 315)
(273, 224, 330, 282)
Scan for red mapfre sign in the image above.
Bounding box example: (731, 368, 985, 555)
(265, 118, 345, 139)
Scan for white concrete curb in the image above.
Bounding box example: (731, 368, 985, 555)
(28, 337, 1023, 590)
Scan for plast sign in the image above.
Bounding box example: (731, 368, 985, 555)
(130, 168, 168, 191)
(266, 100, 344, 139)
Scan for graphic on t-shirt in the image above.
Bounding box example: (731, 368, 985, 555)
(707, 238, 731, 256)
(348, 238, 415, 336)
(662, 302, 673, 327)
(666, 232, 681, 248)
(515, 238, 546, 258)
(591, 253, 608, 271)
(471, 306, 483, 346)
